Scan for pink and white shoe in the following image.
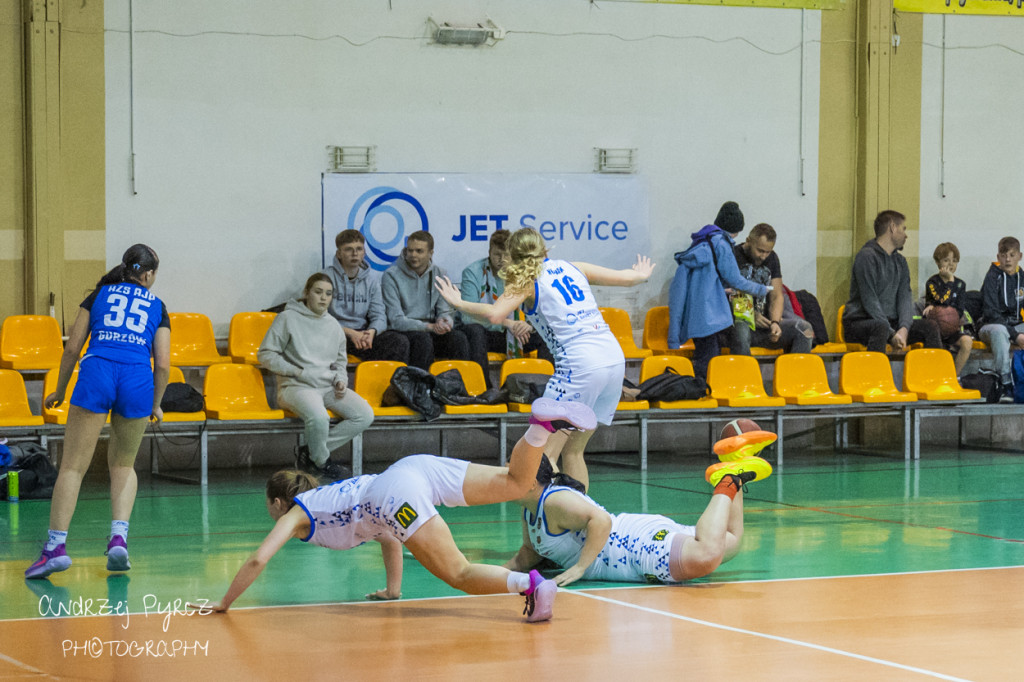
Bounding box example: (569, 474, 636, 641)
(529, 398, 597, 433)
(522, 569, 556, 622)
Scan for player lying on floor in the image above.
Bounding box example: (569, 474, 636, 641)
(189, 398, 596, 623)
(504, 452, 771, 586)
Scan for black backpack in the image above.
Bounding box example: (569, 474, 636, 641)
(960, 369, 1000, 403)
(1, 443, 58, 500)
(160, 382, 205, 413)
(637, 367, 709, 402)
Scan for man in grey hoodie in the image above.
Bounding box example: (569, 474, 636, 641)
(323, 230, 409, 362)
(842, 210, 942, 353)
(381, 231, 474, 371)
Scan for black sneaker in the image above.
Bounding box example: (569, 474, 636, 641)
(320, 459, 352, 481)
(295, 445, 350, 481)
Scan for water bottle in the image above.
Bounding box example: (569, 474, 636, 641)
(7, 470, 18, 502)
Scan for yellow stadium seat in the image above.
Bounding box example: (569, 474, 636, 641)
(228, 312, 276, 365)
(499, 358, 554, 413)
(160, 366, 207, 422)
(429, 361, 507, 415)
(902, 348, 981, 401)
(0, 315, 63, 370)
(487, 352, 506, 363)
(203, 364, 285, 420)
(835, 304, 865, 352)
(772, 353, 852, 405)
(839, 351, 918, 403)
(599, 307, 652, 360)
(707, 355, 785, 407)
(169, 313, 230, 367)
(0, 369, 44, 426)
(42, 367, 110, 424)
(353, 361, 417, 417)
(637, 355, 717, 409)
(641, 306, 693, 357)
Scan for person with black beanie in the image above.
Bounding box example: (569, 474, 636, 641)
(668, 201, 769, 380)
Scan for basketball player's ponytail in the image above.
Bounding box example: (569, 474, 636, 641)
(266, 470, 320, 508)
(500, 228, 548, 295)
(96, 244, 160, 287)
(534, 455, 586, 494)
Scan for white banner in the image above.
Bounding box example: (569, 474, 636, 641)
(321, 173, 650, 282)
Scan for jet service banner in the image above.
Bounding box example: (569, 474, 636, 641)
(321, 173, 651, 280)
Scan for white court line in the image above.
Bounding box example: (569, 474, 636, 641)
(580, 563, 1024, 593)
(0, 649, 51, 677)
(569, 590, 971, 682)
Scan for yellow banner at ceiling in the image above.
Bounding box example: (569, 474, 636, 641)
(603, 0, 844, 10)
(608, 0, 1024, 13)
(894, 0, 1024, 15)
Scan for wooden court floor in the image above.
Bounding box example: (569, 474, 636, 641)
(2, 446, 1022, 681)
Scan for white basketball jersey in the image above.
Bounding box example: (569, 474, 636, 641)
(524, 259, 622, 371)
(525, 486, 697, 583)
(293, 475, 386, 551)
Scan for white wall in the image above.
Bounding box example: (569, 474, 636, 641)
(919, 15, 1024, 293)
(105, 0, 821, 334)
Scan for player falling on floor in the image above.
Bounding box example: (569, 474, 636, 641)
(505, 437, 774, 586)
(435, 227, 654, 492)
(190, 398, 596, 623)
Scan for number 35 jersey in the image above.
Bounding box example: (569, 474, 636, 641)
(81, 283, 170, 364)
(524, 259, 622, 371)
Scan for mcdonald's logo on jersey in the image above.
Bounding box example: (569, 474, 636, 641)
(394, 502, 419, 529)
(652, 529, 668, 542)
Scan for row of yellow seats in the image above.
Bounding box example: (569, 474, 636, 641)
(0, 303, 993, 376)
(0, 347, 982, 429)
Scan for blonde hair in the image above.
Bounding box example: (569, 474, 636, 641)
(265, 469, 319, 509)
(500, 228, 548, 294)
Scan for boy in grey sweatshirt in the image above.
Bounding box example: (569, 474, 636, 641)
(323, 229, 409, 362)
(381, 231, 475, 371)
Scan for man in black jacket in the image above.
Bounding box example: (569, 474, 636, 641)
(978, 236, 1024, 394)
(842, 210, 942, 352)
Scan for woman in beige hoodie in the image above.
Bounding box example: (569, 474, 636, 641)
(258, 273, 374, 479)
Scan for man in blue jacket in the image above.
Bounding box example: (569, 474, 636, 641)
(668, 202, 770, 380)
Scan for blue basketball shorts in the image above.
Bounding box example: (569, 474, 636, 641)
(71, 355, 154, 419)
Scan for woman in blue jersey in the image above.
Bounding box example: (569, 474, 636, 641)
(25, 244, 170, 580)
(504, 454, 771, 586)
(192, 398, 597, 623)
(435, 227, 654, 491)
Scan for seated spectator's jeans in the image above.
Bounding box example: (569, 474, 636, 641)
(349, 330, 410, 364)
(402, 329, 471, 371)
(843, 317, 942, 353)
(729, 318, 813, 356)
(979, 322, 1024, 383)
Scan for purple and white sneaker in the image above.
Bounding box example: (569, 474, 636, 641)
(522, 569, 556, 623)
(105, 535, 131, 572)
(529, 398, 597, 433)
(25, 544, 72, 580)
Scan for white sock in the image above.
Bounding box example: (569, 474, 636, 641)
(45, 530, 68, 551)
(111, 520, 130, 540)
(506, 571, 532, 593)
(523, 424, 551, 448)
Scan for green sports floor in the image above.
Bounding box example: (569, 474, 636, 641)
(2, 442, 1022, 620)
